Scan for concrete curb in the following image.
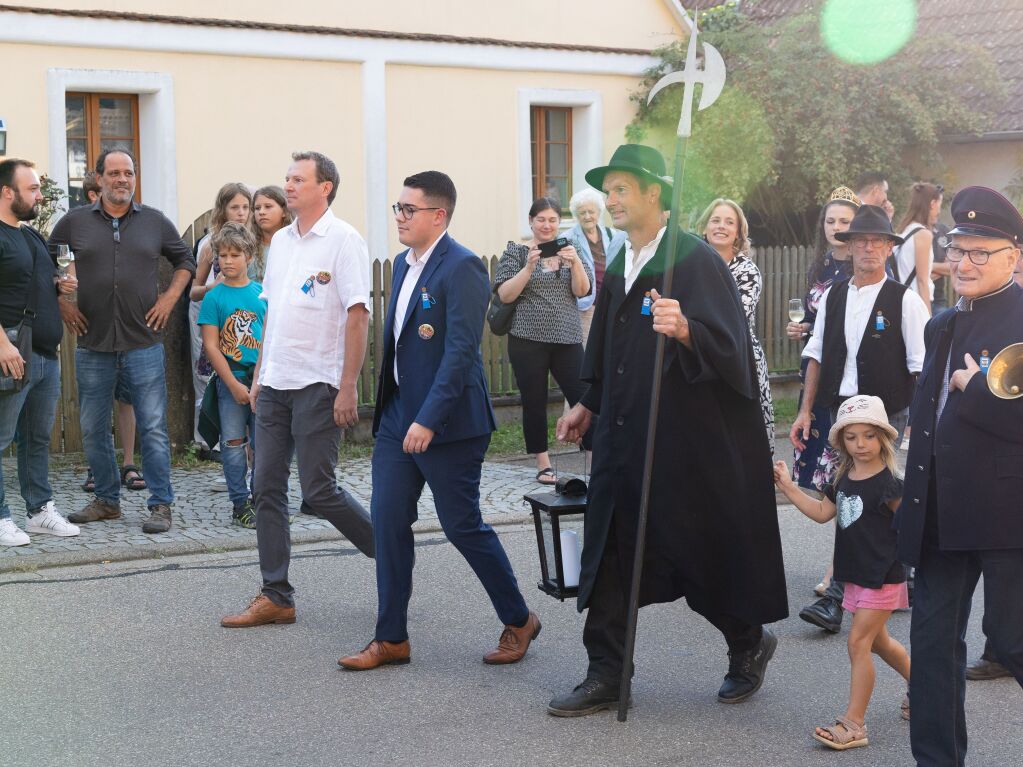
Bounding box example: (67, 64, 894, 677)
(0, 512, 534, 573)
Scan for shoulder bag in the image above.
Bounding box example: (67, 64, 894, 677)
(0, 229, 42, 394)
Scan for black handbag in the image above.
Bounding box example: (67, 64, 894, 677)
(0, 231, 41, 394)
(487, 290, 517, 336)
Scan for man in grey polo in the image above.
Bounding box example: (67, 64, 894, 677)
(49, 148, 195, 534)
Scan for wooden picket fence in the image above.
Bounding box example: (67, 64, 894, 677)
(31, 240, 813, 455)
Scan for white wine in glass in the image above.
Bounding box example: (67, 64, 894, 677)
(788, 298, 805, 323)
(56, 245, 74, 276)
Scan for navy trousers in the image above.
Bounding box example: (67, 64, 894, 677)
(371, 396, 529, 642)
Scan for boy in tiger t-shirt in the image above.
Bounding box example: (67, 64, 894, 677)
(197, 222, 266, 527)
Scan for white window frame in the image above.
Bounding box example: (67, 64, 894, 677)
(517, 88, 603, 239)
(47, 68, 177, 224)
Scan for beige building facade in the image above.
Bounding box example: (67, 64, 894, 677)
(0, 2, 692, 259)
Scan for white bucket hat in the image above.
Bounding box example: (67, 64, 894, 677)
(828, 394, 899, 447)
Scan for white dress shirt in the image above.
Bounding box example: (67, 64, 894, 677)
(803, 278, 929, 397)
(258, 209, 371, 390)
(624, 226, 667, 294)
(392, 234, 443, 382)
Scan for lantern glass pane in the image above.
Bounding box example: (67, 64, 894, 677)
(541, 510, 558, 584)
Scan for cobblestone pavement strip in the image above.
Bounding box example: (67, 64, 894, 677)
(1, 457, 539, 572)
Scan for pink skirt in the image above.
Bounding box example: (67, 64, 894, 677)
(842, 581, 909, 613)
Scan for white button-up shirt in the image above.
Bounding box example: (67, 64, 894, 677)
(803, 277, 929, 397)
(392, 234, 443, 381)
(624, 226, 667, 294)
(258, 209, 371, 390)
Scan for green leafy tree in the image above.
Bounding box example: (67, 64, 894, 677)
(627, 1, 1006, 243)
(34, 175, 68, 237)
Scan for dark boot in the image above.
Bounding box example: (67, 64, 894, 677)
(68, 498, 121, 524)
(718, 626, 778, 703)
(142, 504, 172, 534)
(965, 655, 1012, 681)
(799, 596, 843, 633)
(547, 678, 624, 717)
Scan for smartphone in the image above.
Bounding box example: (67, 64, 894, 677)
(538, 237, 569, 257)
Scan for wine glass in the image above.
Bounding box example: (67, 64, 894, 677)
(56, 244, 74, 279)
(788, 298, 805, 324)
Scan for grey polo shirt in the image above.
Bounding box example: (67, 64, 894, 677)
(49, 200, 195, 352)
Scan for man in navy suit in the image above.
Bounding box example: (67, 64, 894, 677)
(339, 171, 540, 670)
(897, 186, 1023, 767)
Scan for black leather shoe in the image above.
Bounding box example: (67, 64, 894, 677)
(965, 656, 1012, 681)
(799, 596, 843, 633)
(548, 678, 622, 717)
(718, 627, 778, 703)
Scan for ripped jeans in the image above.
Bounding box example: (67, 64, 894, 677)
(217, 374, 255, 507)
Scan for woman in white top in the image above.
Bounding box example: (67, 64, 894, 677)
(894, 182, 943, 315)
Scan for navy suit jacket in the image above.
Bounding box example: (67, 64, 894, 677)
(896, 282, 1023, 566)
(372, 232, 497, 444)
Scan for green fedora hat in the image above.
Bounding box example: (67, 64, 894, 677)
(585, 144, 674, 209)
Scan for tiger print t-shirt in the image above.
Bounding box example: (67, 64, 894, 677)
(197, 281, 267, 375)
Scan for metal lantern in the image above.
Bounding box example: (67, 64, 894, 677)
(525, 490, 586, 601)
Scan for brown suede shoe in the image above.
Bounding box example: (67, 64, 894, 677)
(483, 611, 541, 665)
(68, 498, 122, 524)
(221, 594, 296, 628)
(338, 640, 411, 671)
(142, 504, 172, 534)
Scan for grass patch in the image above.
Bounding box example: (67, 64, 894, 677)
(774, 396, 799, 424)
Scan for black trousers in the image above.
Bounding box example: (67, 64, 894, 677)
(507, 334, 592, 453)
(583, 516, 763, 684)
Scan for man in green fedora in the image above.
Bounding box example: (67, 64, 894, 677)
(549, 144, 788, 716)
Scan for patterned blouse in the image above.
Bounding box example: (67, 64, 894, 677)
(495, 241, 594, 345)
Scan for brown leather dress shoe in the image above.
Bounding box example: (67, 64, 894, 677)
(483, 611, 541, 665)
(68, 498, 121, 524)
(220, 594, 296, 628)
(338, 640, 411, 671)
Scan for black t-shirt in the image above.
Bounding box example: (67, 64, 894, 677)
(825, 467, 906, 589)
(0, 221, 62, 358)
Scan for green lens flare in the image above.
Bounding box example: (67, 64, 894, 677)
(821, 0, 916, 65)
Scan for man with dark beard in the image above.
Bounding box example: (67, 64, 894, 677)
(0, 159, 80, 546)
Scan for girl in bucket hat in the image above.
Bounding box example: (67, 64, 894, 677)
(774, 394, 911, 751)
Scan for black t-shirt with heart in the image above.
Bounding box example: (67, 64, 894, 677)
(825, 467, 906, 589)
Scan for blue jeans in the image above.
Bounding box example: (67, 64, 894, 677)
(0, 352, 61, 520)
(76, 344, 173, 507)
(216, 375, 254, 507)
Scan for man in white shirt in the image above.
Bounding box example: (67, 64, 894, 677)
(790, 203, 928, 634)
(222, 151, 374, 628)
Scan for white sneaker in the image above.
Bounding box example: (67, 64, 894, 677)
(0, 518, 30, 546)
(25, 501, 80, 537)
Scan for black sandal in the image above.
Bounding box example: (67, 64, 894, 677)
(121, 464, 147, 491)
(536, 467, 557, 485)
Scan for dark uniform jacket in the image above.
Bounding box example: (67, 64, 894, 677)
(576, 227, 789, 626)
(897, 282, 1023, 566)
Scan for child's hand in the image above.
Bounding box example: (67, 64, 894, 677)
(773, 460, 792, 489)
(230, 380, 250, 405)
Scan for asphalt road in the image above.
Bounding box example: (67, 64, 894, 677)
(2, 513, 1019, 767)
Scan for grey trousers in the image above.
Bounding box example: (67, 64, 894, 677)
(254, 383, 375, 607)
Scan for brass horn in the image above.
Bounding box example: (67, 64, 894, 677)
(987, 343, 1023, 399)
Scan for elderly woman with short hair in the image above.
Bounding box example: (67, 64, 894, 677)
(566, 188, 625, 343)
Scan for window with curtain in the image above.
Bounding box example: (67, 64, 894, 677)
(530, 106, 572, 214)
(66, 93, 140, 208)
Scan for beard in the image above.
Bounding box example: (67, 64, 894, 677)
(11, 191, 39, 222)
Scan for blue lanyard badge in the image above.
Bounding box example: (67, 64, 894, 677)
(875, 311, 885, 331)
(301, 275, 316, 296)
(421, 288, 435, 310)
(979, 349, 990, 374)
(641, 292, 652, 316)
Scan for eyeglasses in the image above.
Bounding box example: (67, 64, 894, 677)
(391, 203, 441, 220)
(112, 216, 120, 244)
(848, 236, 891, 251)
(945, 245, 1014, 266)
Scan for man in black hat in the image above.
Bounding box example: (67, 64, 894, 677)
(897, 186, 1023, 767)
(790, 204, 930, 634)
(548, 144, 787, 716)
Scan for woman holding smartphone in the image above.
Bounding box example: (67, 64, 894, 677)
(496, 197, 593, 484)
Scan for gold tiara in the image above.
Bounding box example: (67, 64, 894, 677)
(828, 186, 861, 206)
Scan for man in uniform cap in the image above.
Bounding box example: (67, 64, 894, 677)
(548, 145, 787, 716)
(897, 186, 1023, 767)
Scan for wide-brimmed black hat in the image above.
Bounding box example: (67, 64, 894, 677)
(834, 204, 904, 245)
(585, 144, 673, 209)
(947, 186, 1023, 244)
